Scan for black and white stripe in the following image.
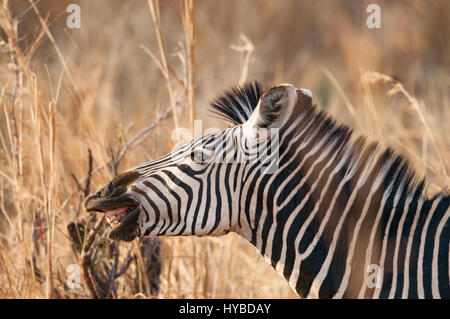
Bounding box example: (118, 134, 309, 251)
(123, 82, 449, 298)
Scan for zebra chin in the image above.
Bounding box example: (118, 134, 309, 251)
(107, 206, 141, 242)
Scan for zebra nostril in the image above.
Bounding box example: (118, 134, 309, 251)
(84, 192, 102, 211)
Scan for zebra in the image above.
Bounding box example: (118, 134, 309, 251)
(84, 82, 449, 299)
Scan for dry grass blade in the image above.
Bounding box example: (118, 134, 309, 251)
(77, 108, 170, 187)
(181, 0, 195, 132)
(27, 0, 82, 103)
(147, 0, 179, 129)
(322, 67, 358, 122)
(363, 71, 449, 179)
(230, 34, 255, 85)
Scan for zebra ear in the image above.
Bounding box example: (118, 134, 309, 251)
(296, 88, 313, 107)
(246, 83, 297, 129)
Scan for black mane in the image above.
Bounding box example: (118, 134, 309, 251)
(209, 81, 449, 202)
(210, 81, 263, 125)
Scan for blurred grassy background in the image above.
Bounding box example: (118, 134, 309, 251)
(0, 0, 448, 298)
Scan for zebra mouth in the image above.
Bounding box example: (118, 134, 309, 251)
(107, 204, 140, 242)
(84, 196, 140, 242)
(100, 203, 140, 242)
(104, 204, 138, 228)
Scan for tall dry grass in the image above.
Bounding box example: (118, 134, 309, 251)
(0, 0, 449, 298)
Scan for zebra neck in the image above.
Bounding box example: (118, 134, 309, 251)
(234, 107, 449, 298)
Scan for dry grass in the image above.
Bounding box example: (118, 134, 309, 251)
(0, 0, 448, 298)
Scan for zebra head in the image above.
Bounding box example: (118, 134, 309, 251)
(84, 82, 313, 241)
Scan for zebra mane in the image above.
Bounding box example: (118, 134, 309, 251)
(209, 81, 448, 201)
(303, 103, 444, 202)
(210, 81, 263, 125)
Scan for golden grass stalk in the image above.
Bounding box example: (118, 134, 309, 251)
(147, 0, 180, 129)
(363, 71, 449, 179)
(181, 0, 195, 133)
(27, 0, 82, 103)
(321, 67, 358, 122)
(231, 33, 254, 85)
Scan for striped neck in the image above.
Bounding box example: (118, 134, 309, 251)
(234, 104, 450, 298)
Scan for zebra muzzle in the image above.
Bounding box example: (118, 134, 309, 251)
(84, 191, 140, 241)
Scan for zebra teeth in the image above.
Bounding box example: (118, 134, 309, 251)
(106, 215, 120, 227)
(104, 205, 137, 228)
